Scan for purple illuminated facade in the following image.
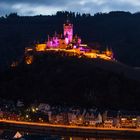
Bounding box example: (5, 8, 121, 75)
(46, 21, 82, 49)
(34, 21, 114, 61)
(63, 21, 73, 44)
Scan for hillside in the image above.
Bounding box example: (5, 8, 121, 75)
(0, 52, 140, 110)
(1, 11, 140, 70)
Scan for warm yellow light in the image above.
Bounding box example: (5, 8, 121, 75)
(25, 48, 33, 52)
(121, 118, 126, 121)
(132, 118, 137, 121)
(36, 44, 46, 51)
(11, 61, 18, 67)
(79, 118, 82, 121)
(32, 108, 35, 112)
(31, 41, 113, 63)
(70, 137, 72, 140)
(25, 55, 33, 65)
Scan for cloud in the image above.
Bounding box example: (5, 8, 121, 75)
(0, 0, 140, 16)
(11, 3, 65, 15)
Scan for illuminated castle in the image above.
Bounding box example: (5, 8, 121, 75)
(24, 21, 114, 65)
(36, 20, 82, 51)
(47, 20, 75, 47)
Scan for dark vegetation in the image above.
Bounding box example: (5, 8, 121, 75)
(0, 11, 140, 70)
(0, 11, 140, 110)
(0, 52, 140, 110)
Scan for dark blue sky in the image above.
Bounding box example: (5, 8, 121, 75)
(0, 0, 140, 16)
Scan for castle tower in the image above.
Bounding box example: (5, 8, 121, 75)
(106, 47, 114, 59)
(63, 20, 73, 44)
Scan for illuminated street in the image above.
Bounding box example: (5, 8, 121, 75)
(1, 119, 140, 132)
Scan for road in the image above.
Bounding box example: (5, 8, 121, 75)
(0, 119, 140, 132)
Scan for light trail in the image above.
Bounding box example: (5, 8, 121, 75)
(0, 119, 140, 132)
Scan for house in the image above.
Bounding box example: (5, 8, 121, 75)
(119, 111, 140, 128)
(104, 110, 120, 127)
(76, 115, 84, 126)
(38, 103, 51, 112)
(56, 113, 64, 124)
(48, 111, 52, 122)
(17, 100, 24, 107)
(68, 112, 77, 125)
(89, 120, 96, 126)
(104, 120, 113, 128)
(0, 111, 3, 118)
(84, 112, 95, 126)
(136, 116, 140, 128)
(96, 113, 102, 124)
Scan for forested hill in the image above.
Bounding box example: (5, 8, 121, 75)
(1, 53, 140, 110)
(0, 11, 140, 70)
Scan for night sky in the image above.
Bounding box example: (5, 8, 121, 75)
(0, 0, 140, 16)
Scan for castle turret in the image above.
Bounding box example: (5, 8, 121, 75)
(63, 20, 73, 44)
(105, 47, 114, 59)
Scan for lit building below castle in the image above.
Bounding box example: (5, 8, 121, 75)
(25, 21, 114, 65)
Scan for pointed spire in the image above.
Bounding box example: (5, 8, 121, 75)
(48, 35, 50, 41)
(13, 131, 22, 139)
(54, 31, 57, 37)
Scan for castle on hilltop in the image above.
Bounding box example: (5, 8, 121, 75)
(35, 20, 83, 51)
(24, 21, 114, 65)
